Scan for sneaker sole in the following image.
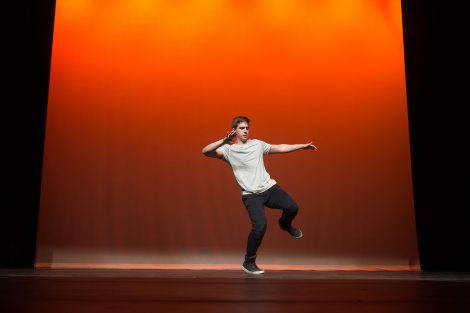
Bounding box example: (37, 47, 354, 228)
(242, 265, 265, 275)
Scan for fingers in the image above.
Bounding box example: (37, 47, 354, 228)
(224, 130, 237, 143)
(306, 142, 318, 150)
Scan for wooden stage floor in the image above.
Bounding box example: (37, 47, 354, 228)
(1, 269, 470, 313)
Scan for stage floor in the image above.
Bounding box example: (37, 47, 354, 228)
(1, 269, 470, 312)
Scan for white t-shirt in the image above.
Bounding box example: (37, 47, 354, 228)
(219, 139, 276, 195)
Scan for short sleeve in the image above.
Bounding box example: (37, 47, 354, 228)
(258, 140, 271, 154)
(218, 144, 229, 160)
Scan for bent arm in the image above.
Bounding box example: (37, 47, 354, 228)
(201, 138, 227, 159)
(202, 130, 236, 159)
(269, 142, 317, 154)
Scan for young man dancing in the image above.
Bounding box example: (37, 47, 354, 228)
(202, 116, 317, 274)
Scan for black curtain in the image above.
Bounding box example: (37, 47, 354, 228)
(401, 0, 468, 271)
(2, 1, 56, 268)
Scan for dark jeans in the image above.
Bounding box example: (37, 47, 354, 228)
(241, 184, 299, 259)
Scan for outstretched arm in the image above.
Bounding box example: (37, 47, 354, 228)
(268, 142, 318, 154)
(202, 129, 236, 159)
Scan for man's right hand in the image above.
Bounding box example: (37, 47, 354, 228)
(223, 129, 237, 144)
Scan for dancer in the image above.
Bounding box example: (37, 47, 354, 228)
(202, 116, 317, 274)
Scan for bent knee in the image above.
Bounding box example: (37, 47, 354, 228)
(287, 202, 299, 214)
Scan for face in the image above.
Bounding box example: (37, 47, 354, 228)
(235, 122, 250, 142)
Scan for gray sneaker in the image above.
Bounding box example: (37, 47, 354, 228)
(242, 255, 265, 275)
(279, 219, 303, 238)
(242, 261, 265, 275)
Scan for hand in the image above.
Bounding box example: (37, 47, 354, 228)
(302, 142, 318, 151)
(223, 129, 237, 144)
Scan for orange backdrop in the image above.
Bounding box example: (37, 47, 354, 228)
(36, 0, 418, 267)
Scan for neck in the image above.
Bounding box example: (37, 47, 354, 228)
(234, 138, 248, 145)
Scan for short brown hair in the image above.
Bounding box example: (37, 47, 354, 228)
(231, 116, 250, 129)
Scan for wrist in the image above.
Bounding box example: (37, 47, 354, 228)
(222, 137, 231, 145)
